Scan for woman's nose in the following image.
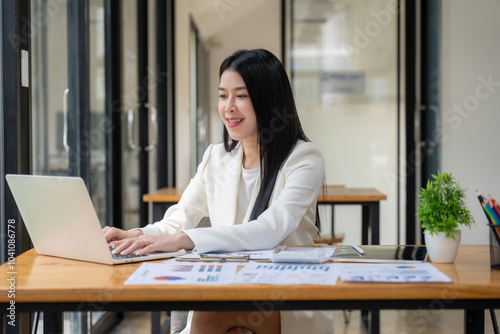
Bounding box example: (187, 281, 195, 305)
(224, 98, 236, 112)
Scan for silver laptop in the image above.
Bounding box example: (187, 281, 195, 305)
(6, 174, 183, 265)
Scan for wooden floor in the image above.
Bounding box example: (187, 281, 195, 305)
(108, 309, 500, 333)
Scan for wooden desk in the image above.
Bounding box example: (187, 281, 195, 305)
(142, 187, 184, 227)
(0, 246, 499, 334)
(143, 186, 387, 245)
(318, 187, 387, 245)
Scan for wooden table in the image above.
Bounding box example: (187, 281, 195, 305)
(143, 186, 387, 245)
(0, 246, 499, 333)
(318, 186, 386, 244)
(142, 187, 185, 227)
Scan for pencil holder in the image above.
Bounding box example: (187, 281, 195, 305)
(489, 224, 500, 269)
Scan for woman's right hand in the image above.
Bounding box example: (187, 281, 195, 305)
(102, 226, 143, 250)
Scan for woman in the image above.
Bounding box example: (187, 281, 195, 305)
(104, 49, 334, 334)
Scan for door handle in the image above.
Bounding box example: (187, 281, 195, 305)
(127, 103, 157, 152)
(127, 107, 141, 152)
(63, 88, 70, 151)
(145, 103, 157, 152)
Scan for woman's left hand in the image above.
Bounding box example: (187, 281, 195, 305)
(111, 232, 195, 256)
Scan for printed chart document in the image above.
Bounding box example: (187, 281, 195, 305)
(337, 263, 452, 283)
(124, 262, 237, 285)
(234, 262, 339, 285)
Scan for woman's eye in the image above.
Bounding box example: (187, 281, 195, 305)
(218, 94, 227, 99)
(237, 95, 248, 98)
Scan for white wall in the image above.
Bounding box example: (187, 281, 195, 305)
(441, 0, 500, 244)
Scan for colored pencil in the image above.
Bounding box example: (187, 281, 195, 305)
(477, 191, 495, 224)
(476, 191, 500, 243)
(485, 202, 500, 225)
(490, 197, 500, 218)
(478, 192, 500, 244)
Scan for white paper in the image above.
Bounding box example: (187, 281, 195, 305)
(337, 263, 452, 283)
(124, 262, 237, 285)
(234, 262, 339, 285)
(284, 247, 336, 257)
(273, 247, 336, 263)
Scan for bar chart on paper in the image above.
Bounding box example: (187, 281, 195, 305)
(197, 264, 223, 282)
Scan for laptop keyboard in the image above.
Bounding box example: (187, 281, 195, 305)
(112, 252, 148, 260)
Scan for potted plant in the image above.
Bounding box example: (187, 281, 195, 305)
(417, 171, 475, 263)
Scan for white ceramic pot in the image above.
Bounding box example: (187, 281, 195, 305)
(424, 230, 461, 263)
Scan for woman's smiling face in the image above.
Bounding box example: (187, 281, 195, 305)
(218, 70, 258, 144)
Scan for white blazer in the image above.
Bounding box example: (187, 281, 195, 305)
(141, 140, 324, 254)
(142, 140, 335, 334)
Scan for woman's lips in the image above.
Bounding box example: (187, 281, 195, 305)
(227, 118, 244, 128)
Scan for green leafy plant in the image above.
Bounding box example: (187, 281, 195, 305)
(417, 171, 475, 240)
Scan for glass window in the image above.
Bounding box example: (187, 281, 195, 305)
(291, 0, 399, 244)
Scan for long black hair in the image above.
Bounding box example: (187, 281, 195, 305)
(219, 49, 320, 229)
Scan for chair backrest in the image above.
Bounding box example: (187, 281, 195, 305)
(196, 217, 211, 228)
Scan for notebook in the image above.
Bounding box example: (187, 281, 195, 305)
(5, 174, 183, 265)
(330, 245, 428, 263)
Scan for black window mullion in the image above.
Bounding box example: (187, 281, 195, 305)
(1, 0, 20, 267)
(167, 0, 176, 187)
(104, 0, 123, 228)
(156, 0, 171, 189)
(405, 0, 417, 245)
(1, 0, 31, 262)
(138, 0, 149, 226)
(67, 0, 91, 185)
(1, 0, 36, 331)
(420, 0, 441, 188)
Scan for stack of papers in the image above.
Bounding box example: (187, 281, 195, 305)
(124, 260, 452, 286)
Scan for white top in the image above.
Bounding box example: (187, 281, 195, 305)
(236, 166, 260, 225)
